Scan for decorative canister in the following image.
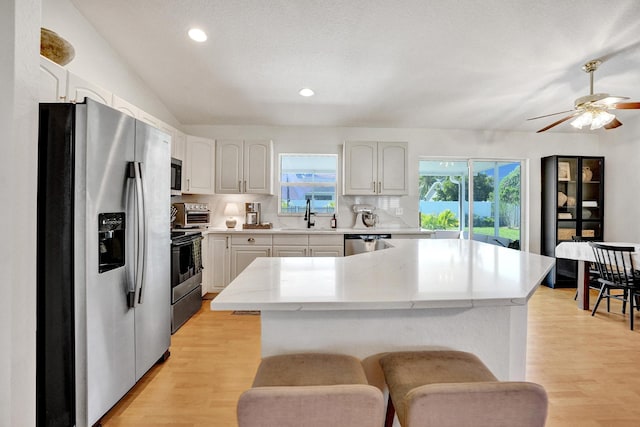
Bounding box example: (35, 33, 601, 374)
(582, 166, 593, 182)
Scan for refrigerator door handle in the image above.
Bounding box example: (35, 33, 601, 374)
(133, 161, 147, 305)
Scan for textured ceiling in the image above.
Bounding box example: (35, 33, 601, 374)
(70, 0, 640, 132)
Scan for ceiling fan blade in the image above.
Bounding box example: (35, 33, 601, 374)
(527, 109, 575, 121)
(604, 118, 623, 129)
(610, 102, 640, 110)
(536, 112, 580, 133)
(596, 96, 629, 105)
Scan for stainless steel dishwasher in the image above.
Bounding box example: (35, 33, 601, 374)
(344, 233, 392, 256)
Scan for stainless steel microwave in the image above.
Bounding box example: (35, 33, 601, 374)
(171, 158, 182, 195)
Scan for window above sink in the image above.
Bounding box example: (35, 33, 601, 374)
(278, 154, 337, 216)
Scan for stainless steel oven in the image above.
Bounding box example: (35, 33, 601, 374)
(170, 231, 203, 333)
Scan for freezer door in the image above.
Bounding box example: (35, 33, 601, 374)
(79, 99, 137, 425)
(133, 120, 172, 380)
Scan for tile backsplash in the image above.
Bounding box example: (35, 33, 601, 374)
(174, 193, 417, 230)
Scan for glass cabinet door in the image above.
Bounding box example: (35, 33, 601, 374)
(556, 157, 578, 241)
(580, 157, 603, 240)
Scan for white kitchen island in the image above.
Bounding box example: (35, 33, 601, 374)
(211, 239, 555, 381)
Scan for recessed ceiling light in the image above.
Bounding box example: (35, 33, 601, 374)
(188, 28, 207, 42)
(299, 88, 315, 97)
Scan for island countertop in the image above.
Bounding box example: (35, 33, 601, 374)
(210, 239, 555, 312)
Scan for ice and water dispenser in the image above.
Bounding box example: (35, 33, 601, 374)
(98, 212, 125, 273)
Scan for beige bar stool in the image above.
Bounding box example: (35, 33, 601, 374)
(379, 350, 548, 427)
(237, 353, 385, 427)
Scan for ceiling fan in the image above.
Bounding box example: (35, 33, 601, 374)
(528, 60, 640, 133)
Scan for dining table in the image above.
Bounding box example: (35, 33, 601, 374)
(555, 241, 640, 310)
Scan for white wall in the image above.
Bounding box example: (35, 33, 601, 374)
(184, 124, 602, 254)
(41, 0, 181, 128)
(1, 1, 40, 426)
(600, 119, 640, 242)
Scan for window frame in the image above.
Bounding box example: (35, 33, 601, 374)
(277, 153, 338, 217)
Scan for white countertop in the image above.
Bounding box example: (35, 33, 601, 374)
(210, 239, 555, 311)
(199, 226, 434, 235)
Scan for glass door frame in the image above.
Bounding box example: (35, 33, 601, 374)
(419, 157, 529, 251)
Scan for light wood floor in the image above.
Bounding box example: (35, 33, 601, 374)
(101, 287, 640, 427)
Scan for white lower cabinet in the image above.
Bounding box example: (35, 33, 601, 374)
(272, 246, 308, 257)
(204, 234, 231, 293)
(272, 234, 308, 257)
(309, 246, 344, 257)
(214, 233, 344, 284)
(308, 234, 344, 257)
(230, 234, 273, 280)
(273, 234, 344, 257)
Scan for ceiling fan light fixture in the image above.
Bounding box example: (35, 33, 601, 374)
(570, 112, 593, 129)
(570, 110, 615, 130)
(590, 110, 615, 130)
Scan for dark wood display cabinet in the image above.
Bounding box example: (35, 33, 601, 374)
(541, 155, 604, 287)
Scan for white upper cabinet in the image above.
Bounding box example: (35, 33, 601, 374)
(378, 142, 408, 194)
(67, 72, 112, 106)
(172, 130, 186, 161)
(184, 136, 216, 194)
(40, 55, 111, 106)
(112, 94, 141, 118)
(215, 140, 243, 193)
(343, 141, 408, 195)
(39, 56, 67, 102)
(215, 139, 273, 194)
(344, 141, 377, 194)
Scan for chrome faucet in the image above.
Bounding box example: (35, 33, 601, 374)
(304, 199, 315, 228)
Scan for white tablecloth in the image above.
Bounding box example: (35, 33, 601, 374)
(555, 241, 640, 264)
(555, 241, 640, 310)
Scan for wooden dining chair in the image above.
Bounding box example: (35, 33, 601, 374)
(588, 242, 640, 330)
(571, 236, 601, 302)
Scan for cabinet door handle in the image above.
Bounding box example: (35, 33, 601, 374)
(244, 180, 247, 192)
(378, 181, 381, 193)
(248, 237, 255, 243)
(267, 248, 271, 257)
(238, 180, 242, 192)
(304, 248, 308, 256)
(187, 178, 190, 191)
(372, 181, 376, 193)
(225, 236, 229, 249)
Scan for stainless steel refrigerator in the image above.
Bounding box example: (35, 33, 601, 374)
(37, 99, 171, 427)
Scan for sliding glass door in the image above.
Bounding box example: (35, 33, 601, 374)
(469, 161, 521, 249)
(419, 159, 523, 249)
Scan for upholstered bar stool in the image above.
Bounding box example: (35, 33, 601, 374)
(379, 350, 548, 427)
(237, 353, 385, 427)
